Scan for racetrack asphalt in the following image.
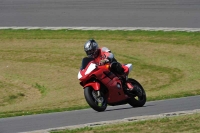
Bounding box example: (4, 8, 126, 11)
(0, 96, 200, 133)
(0, 0, 200, 28)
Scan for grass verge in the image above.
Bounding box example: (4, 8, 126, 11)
(51, 113, 200, 133)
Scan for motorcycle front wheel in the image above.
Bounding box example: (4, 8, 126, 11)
(84, 87, 107, 112)
(127, 78, 146, 107)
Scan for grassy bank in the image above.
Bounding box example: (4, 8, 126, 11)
(0, 29, 199, 117)
(51, 113, 200, 133)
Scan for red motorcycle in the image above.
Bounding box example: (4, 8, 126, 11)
(78, 57, 146, 112)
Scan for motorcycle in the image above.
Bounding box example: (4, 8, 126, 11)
(78, 57, 146, 112)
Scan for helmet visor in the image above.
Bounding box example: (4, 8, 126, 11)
(86, 49, 95, 57)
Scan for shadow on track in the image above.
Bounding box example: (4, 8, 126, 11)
(105, 104, 155, 112)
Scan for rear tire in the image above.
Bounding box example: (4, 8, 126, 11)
(84, 87, 107, 112)
(127, 78, 146, 107)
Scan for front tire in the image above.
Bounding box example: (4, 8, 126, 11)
(127, 78, 146, 107)
(84, 87, 107, 112)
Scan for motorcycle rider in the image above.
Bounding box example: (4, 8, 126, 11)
(84, 39, 127, 83)
(83, 39, 142, 96)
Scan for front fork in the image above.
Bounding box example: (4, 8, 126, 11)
(97, 91, 101, 97)
(84, 82, 104, 106)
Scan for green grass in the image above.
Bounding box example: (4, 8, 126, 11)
(34, 83, 48, 96)
(51, 113, 200, 133)
(0, 29, 199, 118)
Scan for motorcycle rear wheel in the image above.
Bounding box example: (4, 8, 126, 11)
(84, 87, 107, 112)
(127, 78, 146, 107)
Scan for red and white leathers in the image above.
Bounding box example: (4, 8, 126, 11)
(93, 47, 128, 80)
(89, 46, 134, 90)
(93, 47, 114, 65)
(95, 48, 134, 90)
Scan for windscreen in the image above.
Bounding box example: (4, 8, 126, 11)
(80, 57, 94, 70)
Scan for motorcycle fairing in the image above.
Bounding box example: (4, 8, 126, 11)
(95, 67, 128, 103)
(85, 63, 96, 75)
(78, 61, 96, 80)
(104, 77, 128, 104)
(78, 71, 82, 79)
(123, 64, 133, 74)
(125, 64, 133, 72)
(78, 58, 130, 104)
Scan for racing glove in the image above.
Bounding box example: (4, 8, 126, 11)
(99, 59, 109, 65)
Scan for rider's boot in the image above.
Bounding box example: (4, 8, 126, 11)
(126, 83, 142, 96)
(126, 82, 134, 91)
(119, 72, 132, 90)
(121, 74, 142, 96)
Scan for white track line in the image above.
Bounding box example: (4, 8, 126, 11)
(0, 27, 200, 32)
(21, 109, 200, 133)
